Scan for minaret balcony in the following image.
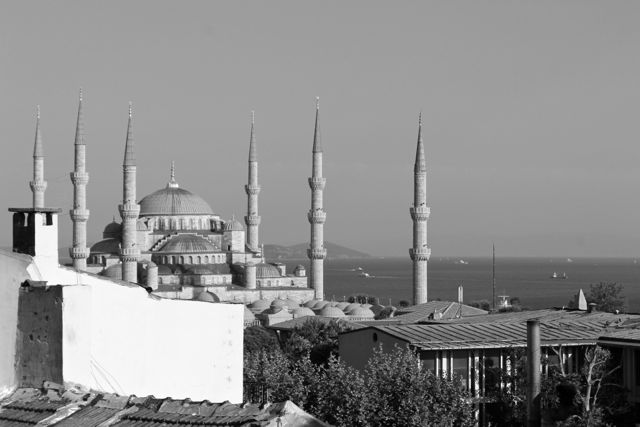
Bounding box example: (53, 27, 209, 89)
(409, 247, 431, 261)
(69, 208, 90, 222)
(307, 210, 326, 224)
(410, 206, 431, 221)
(245, 184, 261, 195)
(245, 215, 261, 226)
(69, 247, 90, 259)
(308, 177, 326, 191)
(120, 246, 140, 261)
(307, 247, 327, 260)
(70, 172, 89, 185)
(29, 181, 47, 192)
(118, 203, 140, 219)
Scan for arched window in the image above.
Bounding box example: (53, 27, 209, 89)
(187, 256, 193, 264)
(196, 256, 201, 264)
(179, 256, 184, 264)
(204, 255, 209, 264)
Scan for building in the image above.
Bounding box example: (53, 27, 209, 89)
(339, 308, 640, 421)
(60, 94, 318, 304)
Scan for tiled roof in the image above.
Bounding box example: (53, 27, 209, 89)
(0, 387, 328, 427)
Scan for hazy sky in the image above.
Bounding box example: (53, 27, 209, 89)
(2, 1, 640, 257)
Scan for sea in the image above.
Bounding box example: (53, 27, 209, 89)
(299, 257, 640, 312)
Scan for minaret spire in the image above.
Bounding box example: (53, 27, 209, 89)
(307, 97, 327, 299)
(245, 110, 261, 251)
(119, 102, 140, 283)
(410, 112, 431, 304)
(30, 105, 47, 208)
(69, 89, 91, 270)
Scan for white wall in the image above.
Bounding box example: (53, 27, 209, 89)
(13, 253, 243, 403)
(61, 278, 243, 402)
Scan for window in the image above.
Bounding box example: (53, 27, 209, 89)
(372, 333, 378, 342)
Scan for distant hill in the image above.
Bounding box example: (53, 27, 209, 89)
(264, 242, 372, 260)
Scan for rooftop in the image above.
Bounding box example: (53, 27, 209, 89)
(0, 385, 329, 427)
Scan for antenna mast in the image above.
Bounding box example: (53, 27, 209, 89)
(492, 243, 496, 311)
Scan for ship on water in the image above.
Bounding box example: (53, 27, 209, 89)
(550, 272, 568, 280)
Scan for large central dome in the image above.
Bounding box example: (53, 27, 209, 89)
(139, 165, 214, 216)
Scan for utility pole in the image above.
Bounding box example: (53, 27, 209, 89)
(492, 243, 496, 311)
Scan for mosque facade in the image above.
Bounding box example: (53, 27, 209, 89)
(57, 93, 321, 304)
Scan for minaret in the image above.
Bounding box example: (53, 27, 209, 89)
(409, 113, 431, 305)
(307, 98, 327, 300)
(244, 111, 261, 251)
(119, 103, 140, 283)
(30, 106, 47, 209)
(69, 89, 90, 270)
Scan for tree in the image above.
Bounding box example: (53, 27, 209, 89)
(243, 325, 279, 354)
(586, 282, 626, 313)
(364, 345, 474, 427)
(541, 345, 628, 426)
(281, 317, 350, 365)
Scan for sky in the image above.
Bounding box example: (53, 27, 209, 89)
(1, 1, 640, 258)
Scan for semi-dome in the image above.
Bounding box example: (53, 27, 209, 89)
(256, 263, 282, 278)
(284, 298, 300, 308)
(319, 306, 346, 318)
(159, 234, 218, 253)
(91, 238, 120, 254)
(304, 299, 319, 308)
(186, 266, 214, 275)
(313, 301, 330, 310)
(139, 185, 213, 216)
(103, 220, 121, 239)
(223, 218, 244, 232)
(271, 299, 289, 309)
(244, 306, 256, 322)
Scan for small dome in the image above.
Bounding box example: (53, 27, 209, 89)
(136, 220, 149, 231)
(361, 303, 372, 309)
(159, 234, 218, 253)
(335, 302, 350, 310)
(328, 301, 340, 307)
(271, 299, 289, 309)
(223, 218, 244, 232)
(139, 186, 214, 216)
(147, 262, 157, 269)
(348, 307, 375, 318)
(319, 306, 346, 318)
(250, 299, 273, 310)
(292, 307, 315, 318)
(195, 292, 219, 303)
(344, 303, 362, 314)
(91, 238, 120, 255)
(100, 264, 122, 280)
(313, 301, 330, 310)
(256, 263, 282, 278)
(103, 221, 121, 239)
(303, 299, 319, 308)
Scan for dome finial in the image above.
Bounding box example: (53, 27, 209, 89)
(167, 160, 179, 188)
(37, 105, 40, 120)
(79, 87, 83, 102)
(128, 101, 133, 118)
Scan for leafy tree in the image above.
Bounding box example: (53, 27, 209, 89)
(398, 300, 411, 308)
(375, 306, 395, 319)
(306, 356, 370, 427)
(243, 325, 278, 354)
(364, 345, 474, 427)
(281, 317, 350, 365)
(484, 348, 528, 426)
(586, 282, 626, 313)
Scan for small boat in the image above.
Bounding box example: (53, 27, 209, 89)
(358, 272, 375, 278)
(550, 272, 568, 280)
(455, 259, 469, 265)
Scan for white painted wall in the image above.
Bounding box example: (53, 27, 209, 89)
(1, 249, 243, 403)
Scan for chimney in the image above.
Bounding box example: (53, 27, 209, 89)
(588, 303, 597, 313)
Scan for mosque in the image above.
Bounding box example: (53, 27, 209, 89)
(23, 90, 429, 310)
(33, 92, 326, 304)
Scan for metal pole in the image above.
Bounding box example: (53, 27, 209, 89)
(527, 319, 541, 427)
(492, 243, 496, 311)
